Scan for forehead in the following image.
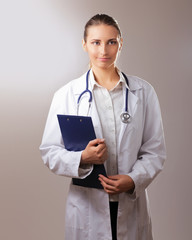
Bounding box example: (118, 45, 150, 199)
(86, 24, 119, 39)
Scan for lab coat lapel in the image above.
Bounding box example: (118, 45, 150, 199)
(86, 70, 103, 139)
(74, 72, 103, 139)
(89, 96, 103, 139)
(118, 87, 139, 148)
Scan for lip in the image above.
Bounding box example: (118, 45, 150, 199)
(98, 57, 110, 62)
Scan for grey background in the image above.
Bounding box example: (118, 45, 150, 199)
(0, 0, 191, 239)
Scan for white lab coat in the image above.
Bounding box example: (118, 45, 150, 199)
(40, 71, 166, 240)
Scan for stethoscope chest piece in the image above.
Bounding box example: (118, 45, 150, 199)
(120, 112, 131, 124)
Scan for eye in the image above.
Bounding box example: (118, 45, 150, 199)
(92, 41, 100, 45)
(108, 40, 117, 45)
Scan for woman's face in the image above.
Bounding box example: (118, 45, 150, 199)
(83, 24, 122, 70)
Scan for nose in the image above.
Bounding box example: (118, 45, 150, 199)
(100, 43, 107, 55)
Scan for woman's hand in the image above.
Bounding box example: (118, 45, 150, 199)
(81, 139, 108, 165)
(98, 174, 135, 194)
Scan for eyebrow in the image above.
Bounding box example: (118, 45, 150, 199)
(90, 38, 117, 41)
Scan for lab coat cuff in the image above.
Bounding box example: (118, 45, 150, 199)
(127, 172, 140, 200)
(78, 164, 93, 178)
(78, 151, 93, 178)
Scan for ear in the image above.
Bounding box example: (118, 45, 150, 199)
(119, 37, 123, 51)
(82, 39, 87, 52)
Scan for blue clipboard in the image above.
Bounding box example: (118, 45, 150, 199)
(57, 114, 107, 189)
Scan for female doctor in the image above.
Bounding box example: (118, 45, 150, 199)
(40, 14, 166, 240)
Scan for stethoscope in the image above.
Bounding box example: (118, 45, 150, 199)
(77, 69, 131, 124)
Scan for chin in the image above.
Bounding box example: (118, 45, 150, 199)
(95, 62, 114, 69)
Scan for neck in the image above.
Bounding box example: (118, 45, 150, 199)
(91, 65, 120, 90)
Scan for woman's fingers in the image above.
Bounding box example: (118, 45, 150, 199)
(88, 138, 105, 147)
(81, 139, 108, 164)
(98, 174, 117, 193)
(98, 174, 135, 194)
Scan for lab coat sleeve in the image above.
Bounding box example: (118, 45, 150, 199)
(128, 86, 166, 199)
(39, 90, 93, 178)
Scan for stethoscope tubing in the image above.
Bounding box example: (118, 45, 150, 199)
(77, 69, 131, 123)
(121, 72, 129, 113)
(77, 70, 92, 104)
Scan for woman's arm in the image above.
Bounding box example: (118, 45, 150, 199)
(39, 91, 92, 178)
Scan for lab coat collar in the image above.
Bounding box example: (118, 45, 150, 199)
(117, 69, 143, 91)
(73, 69, 142, 94)
(89, 68, 126, 91)
(89, 68, 143, 92)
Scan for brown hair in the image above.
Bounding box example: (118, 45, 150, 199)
(84, 14, 122, 41)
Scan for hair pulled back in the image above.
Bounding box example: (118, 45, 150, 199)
(84, 14, 121, 41)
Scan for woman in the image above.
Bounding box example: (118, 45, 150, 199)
(40, 14, 166, 240)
